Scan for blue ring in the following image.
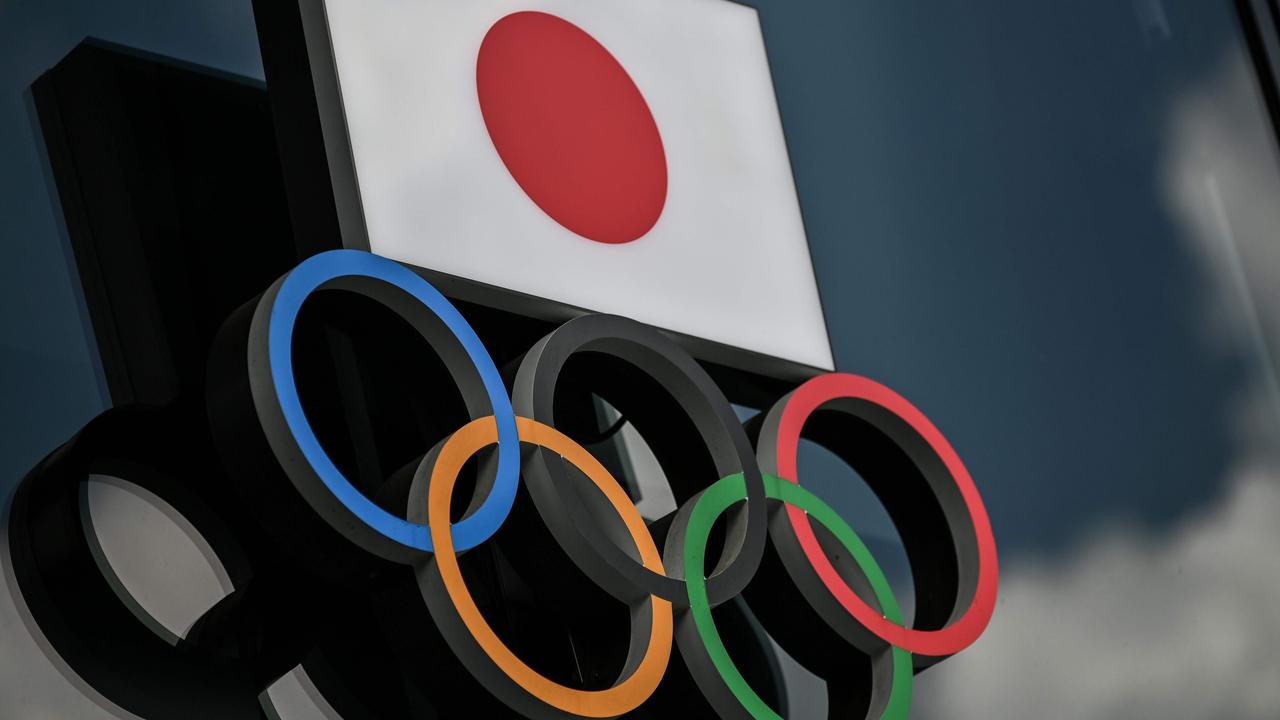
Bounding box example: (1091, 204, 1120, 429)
(266, 249, 519, 553)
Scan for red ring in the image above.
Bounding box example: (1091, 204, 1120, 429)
(774, 373, 998, 657)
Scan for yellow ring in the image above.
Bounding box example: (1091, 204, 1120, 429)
(427, 415, 673, 717)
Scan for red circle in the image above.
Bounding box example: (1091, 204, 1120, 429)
(774, 373, 999, 657)
(476, 12, 667, 244)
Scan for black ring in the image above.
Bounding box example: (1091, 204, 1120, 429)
(511, 313, 765, 606)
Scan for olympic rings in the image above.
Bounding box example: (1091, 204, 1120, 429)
(247, 249, 520, 560)
(242, 251, 996, 714)
(677, 473, 912, 720)
(11, 250, 998, 719)
(756, 373, 998, 661)
(414, 415, 673, 718)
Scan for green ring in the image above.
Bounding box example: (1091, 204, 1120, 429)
(684, 473, 913, 719)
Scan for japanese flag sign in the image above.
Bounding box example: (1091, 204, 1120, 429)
(315, 0, 833, 371)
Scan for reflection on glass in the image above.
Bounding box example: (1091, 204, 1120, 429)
(82, 475, 234, 645)
(262, 666, 345, 720)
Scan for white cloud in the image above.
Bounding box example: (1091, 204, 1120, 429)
(914, 465, 1280, 720)
(916, 44, 1280, 720)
